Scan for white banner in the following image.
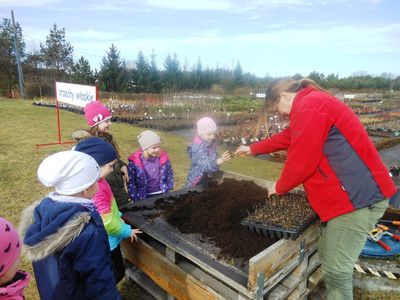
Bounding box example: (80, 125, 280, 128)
(55, 82, 96, 108)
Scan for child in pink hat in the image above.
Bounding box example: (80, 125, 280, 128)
(0, 217, 30, 299)
(185, 117, 232, 187)
(72, 100, 132, 209)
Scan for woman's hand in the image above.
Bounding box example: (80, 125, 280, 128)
(121, 165, 129, 183)
(267, 182, 277, 198)
(234, 145, 251, 157)
(130, 228, 142, 242)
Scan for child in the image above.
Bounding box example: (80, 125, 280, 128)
(75, 137, 141, 284)
(127, 130, 174, 201)
(72, 100, 131, 209)
(19, 151, 122, 300)
(185, 117, 232, 187)
(0, 217, 30, 300)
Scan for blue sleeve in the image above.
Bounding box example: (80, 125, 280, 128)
(68, 224, 122, 300)
(120, 222, 132, 239)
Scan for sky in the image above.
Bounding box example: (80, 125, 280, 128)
(1, 0, 399, 78)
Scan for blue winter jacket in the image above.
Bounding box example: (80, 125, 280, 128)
(185, 135, 219, 187)
(20, 197, 121, 300)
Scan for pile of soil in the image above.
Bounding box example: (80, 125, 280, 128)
(154, 178, 277, 261)
(245, 193, 317, 230)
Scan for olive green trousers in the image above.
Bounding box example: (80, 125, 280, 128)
(318, 199, 388, 300)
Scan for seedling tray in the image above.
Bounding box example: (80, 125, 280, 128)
(241, 214, 317, 240)
(240, 190, 318, 240)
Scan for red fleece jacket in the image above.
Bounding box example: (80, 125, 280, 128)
(250, 87, 397, 221)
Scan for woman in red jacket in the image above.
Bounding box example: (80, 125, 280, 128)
(235, 78, 397, 300)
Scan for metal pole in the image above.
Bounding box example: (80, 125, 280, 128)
(11, 10, 24, 99)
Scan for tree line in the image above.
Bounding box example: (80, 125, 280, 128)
(1, 18, 400, 99)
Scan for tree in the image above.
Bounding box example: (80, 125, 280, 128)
(72, 56, 94, 84)
(162, 53, 181, 91)
(40, 24, 73, 80)
(147, 49, 161, 93)
(99, 44, 125, 92)
(308, 71, 325, 85)
(233, 61, 244, 86)
(133, 50, 150, 93)
(0, 17, 25, 91)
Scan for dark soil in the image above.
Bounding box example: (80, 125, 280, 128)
(245, 193, 317, 230)
(154, 178, 278, 261)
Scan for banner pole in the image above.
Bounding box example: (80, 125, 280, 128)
(95, 79, 99, 100)
(55, 82, 61, 143)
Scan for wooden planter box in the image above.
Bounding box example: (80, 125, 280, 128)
(122, 171, 320, 300)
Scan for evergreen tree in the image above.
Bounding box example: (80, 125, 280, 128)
(134, 50, 150, 93)
(162, 53, 181, 92)
(233, 61, 244, 86)
(148, 49, 161, 93)
(99, 44, 125, 92)
(0, 17, 25, 91)
(40, 24, 73, 80)
(72, 56, 94, 84)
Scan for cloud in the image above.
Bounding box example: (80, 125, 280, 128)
(1, 0, 383, 12)
(118, 21, 400, 54)
(69, 29, 123, 41)
(0, 0, 61, 7)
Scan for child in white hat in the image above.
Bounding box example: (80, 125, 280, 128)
(185, 117, 232, 187)
(127, 130, 174, 201)
(19, 151, 122, 300)
(0, 217, 30, 299)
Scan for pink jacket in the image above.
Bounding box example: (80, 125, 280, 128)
(0, 271, 30, 300)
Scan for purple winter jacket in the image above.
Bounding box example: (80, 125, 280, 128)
(127, 150, 174, 201)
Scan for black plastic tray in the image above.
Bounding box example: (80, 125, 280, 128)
(241, 214, 317, 240)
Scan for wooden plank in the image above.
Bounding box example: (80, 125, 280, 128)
(216, 171, 273, 189)
(122, 238, 225, 300)
(125, 265, 167, 300)
(178, 260, 248, 300)
(308, 267, 323, 290)
(265, 247, 315, 300)
(266, 283, 288, 299)
(248, 224, 319, 290)
(281, 255, 309, 290)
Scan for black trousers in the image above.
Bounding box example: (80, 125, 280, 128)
(111, 245, 126, 284)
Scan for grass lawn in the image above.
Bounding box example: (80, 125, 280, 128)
(1, 99, 397, 299)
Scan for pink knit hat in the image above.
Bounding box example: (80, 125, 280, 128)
(0, 217, 21, 277)
(84, 101, 112, 127)
(197, 117, 217, 135)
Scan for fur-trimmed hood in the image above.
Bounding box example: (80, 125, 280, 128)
(19, 198, 94, 262)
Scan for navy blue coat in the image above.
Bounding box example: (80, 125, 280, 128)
(21, 197, 122, 300)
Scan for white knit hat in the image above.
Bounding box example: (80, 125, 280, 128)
(37, 151, 100, 195)
(137, 130, 162, 150)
